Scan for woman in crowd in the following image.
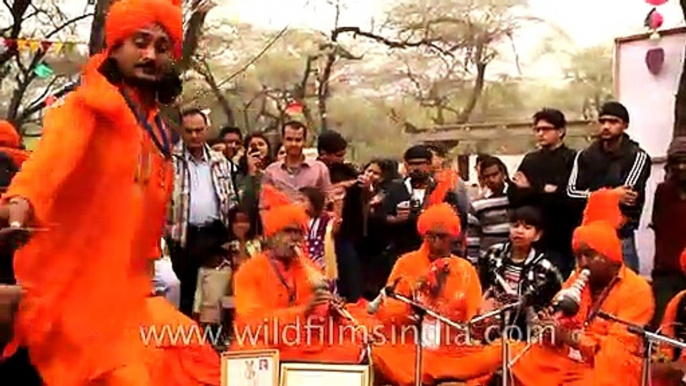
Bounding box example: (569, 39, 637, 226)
(236, 133, 275, 237)
(300, 186, 339, 293)
(224, 206, 262, 270)
(274, 141, 286, 163)
(356, 159, 401, 299)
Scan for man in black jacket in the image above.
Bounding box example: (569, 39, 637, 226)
(381, 145, 460, 258)
(566, 101, 651, 272)
(511, 108, 578, 277)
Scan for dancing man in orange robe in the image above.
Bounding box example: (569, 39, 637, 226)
(0, 0, 220, 384)
(370, 180, 503, 385)
(651, 247, 686, 386)
(231, 185, 369, 364)
(511, 189, 654, 386)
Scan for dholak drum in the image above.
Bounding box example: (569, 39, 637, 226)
(0, 285, 21, 347)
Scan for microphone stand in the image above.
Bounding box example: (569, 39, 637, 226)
(468, 301, 522, 386)
(388, 293, 468, 386)
(597, 311, 686, 386)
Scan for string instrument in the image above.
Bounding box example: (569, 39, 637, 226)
(295, 245, 378, 363)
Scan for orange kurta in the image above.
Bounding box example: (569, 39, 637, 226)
(370, 245, 502, 386)
(143, 297, 221, 385)
(2, 53, 219, 385)
(651, 290, 686, 386)
(231, 252, 365, 363)
(511, 266, 654, 386)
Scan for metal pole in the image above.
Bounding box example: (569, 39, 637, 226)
(414, 311, 424, 386)
(501, 310, 510, 386)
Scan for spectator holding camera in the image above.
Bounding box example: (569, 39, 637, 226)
(236, 133, 275, 236)
(381, 145, 460, 259)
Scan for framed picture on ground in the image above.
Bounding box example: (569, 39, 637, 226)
(279, 363, 372, 386)
(221, 350, 279, 386)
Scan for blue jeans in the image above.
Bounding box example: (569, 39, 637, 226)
(621, 233, 639, 273)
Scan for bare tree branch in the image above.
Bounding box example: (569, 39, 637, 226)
(0, 0, 31, 66)
(215, 26, 289, 89)
(332, 26, 455, 56)
(194, 59, 236, 126)
(179, 0, 215, 72)
(88, 0, 115, 56)
(7, 12, 95, 125)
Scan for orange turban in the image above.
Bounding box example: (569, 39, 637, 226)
(417, 202, 461, 237)
(572, 189, 623, 264)
(0, 120, 20, 148)
(105, 0, 183, 58)
(260, 184, 309, 237)
(0, 120, 29, 167)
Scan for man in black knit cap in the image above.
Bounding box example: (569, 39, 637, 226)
(566, 101, 652, 272)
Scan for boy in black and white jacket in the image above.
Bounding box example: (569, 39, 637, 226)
(479, 206, 564, 339)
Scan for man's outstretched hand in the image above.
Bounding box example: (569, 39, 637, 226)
(0, 197, 34, 248)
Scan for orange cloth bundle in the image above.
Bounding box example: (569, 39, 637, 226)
(572, 188, 623, 263)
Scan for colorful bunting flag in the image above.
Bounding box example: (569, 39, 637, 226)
(34, 63, 54, 78)
(0, 37, 85, 55)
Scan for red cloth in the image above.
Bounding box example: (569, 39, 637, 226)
(654, 181, 686, 273)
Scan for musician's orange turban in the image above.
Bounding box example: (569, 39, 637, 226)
(0, 120, 20, 148)
(105, 0, 183, 59)
(417, 203, 461, 237)
(0, 120, 29, 167)
(572, 188, 623, 264)
(260, 184, 309, 237)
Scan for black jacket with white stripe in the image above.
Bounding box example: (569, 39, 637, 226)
(566, 134, 652, 237)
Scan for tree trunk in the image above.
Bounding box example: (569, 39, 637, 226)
(676, 47, 686, 138)
(0, 0, 30, 68)
(88, 0, 115, 56)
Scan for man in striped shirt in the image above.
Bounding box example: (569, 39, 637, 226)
(468, 155, 512, 262)
(566, 101, 651, 272)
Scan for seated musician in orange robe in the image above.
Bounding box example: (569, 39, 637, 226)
(371, 195, 502, 385)
(651, 247, 686, 386)
(231, 185, 367, 363)
(0, 121, 29, 169)
(511, 189, 654, 386)
(0, 0, 221, 384)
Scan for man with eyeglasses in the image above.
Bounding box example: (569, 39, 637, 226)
(566, 101, 651, 273)
(511, 108, 578, 277)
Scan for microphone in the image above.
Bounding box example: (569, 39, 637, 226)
(367, 277, 401, 314)
(551, 269, 590, 317)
